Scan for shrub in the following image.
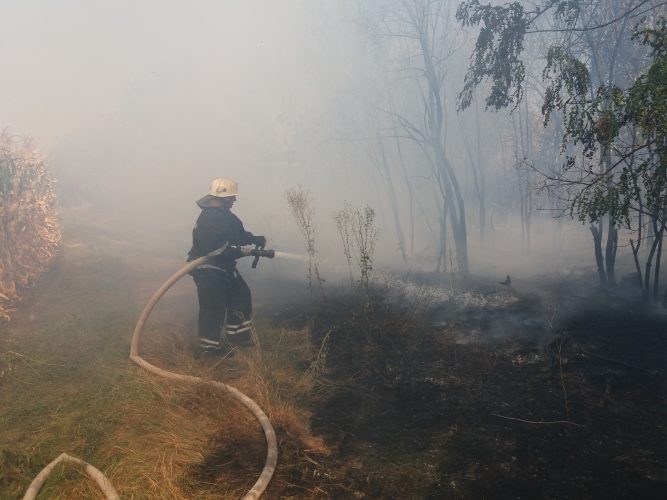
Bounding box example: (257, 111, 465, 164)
(0, 133, 61, 321)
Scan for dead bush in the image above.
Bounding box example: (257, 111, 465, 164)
(0, 132, 60, 321)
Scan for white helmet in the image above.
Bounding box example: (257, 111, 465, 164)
(207, 177, 238, 198)
(196, 177, 238, 207)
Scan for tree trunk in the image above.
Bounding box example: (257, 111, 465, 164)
(630, 239, 644, 289)
(442, 153, 469, 276)
(643, 218, 662, 301)
(393, 129, 415, 255)
(376, 139, 408, 263)
(605, 219, 618, 286)
(590, 223, 608, 288)
(653, 223, 664, 300)
(436, 200, 448, 273)
(417, 20, 469, 277)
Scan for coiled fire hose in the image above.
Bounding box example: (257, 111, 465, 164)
(22, 453, 120, 500)
(23, 244, 277, 500)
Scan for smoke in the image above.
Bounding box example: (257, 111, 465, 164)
(0, 0, 609, 280)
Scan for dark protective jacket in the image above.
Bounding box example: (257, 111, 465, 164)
(187, 206, 256, 270)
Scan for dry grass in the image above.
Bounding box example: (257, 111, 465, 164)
(0, 133, 61, 322)
(0, 209, 333, 499)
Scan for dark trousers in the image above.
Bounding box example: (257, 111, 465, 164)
(192, 268, 253, 346)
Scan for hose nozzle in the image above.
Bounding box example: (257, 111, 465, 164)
(219, 245, 274, 268)
(250, 249, 275, 259)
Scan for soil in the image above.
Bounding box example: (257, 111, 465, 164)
(265, 276, 667, 499)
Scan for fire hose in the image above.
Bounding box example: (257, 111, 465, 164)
(23, 244, 277, 500)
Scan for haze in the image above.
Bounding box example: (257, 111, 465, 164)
(1, 0, 596, 277)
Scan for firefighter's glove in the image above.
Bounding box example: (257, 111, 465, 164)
(252, 235, 266, 248)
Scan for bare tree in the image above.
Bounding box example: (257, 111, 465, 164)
(362, 0, 470, 275)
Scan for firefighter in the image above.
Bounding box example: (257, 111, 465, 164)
(188, 177, 266, 354)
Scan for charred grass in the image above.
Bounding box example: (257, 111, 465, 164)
(282, 281, 667, 499)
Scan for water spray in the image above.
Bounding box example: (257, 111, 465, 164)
(273, 250, 311, 263)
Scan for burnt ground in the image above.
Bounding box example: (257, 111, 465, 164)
(266, 275, 667, 499)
